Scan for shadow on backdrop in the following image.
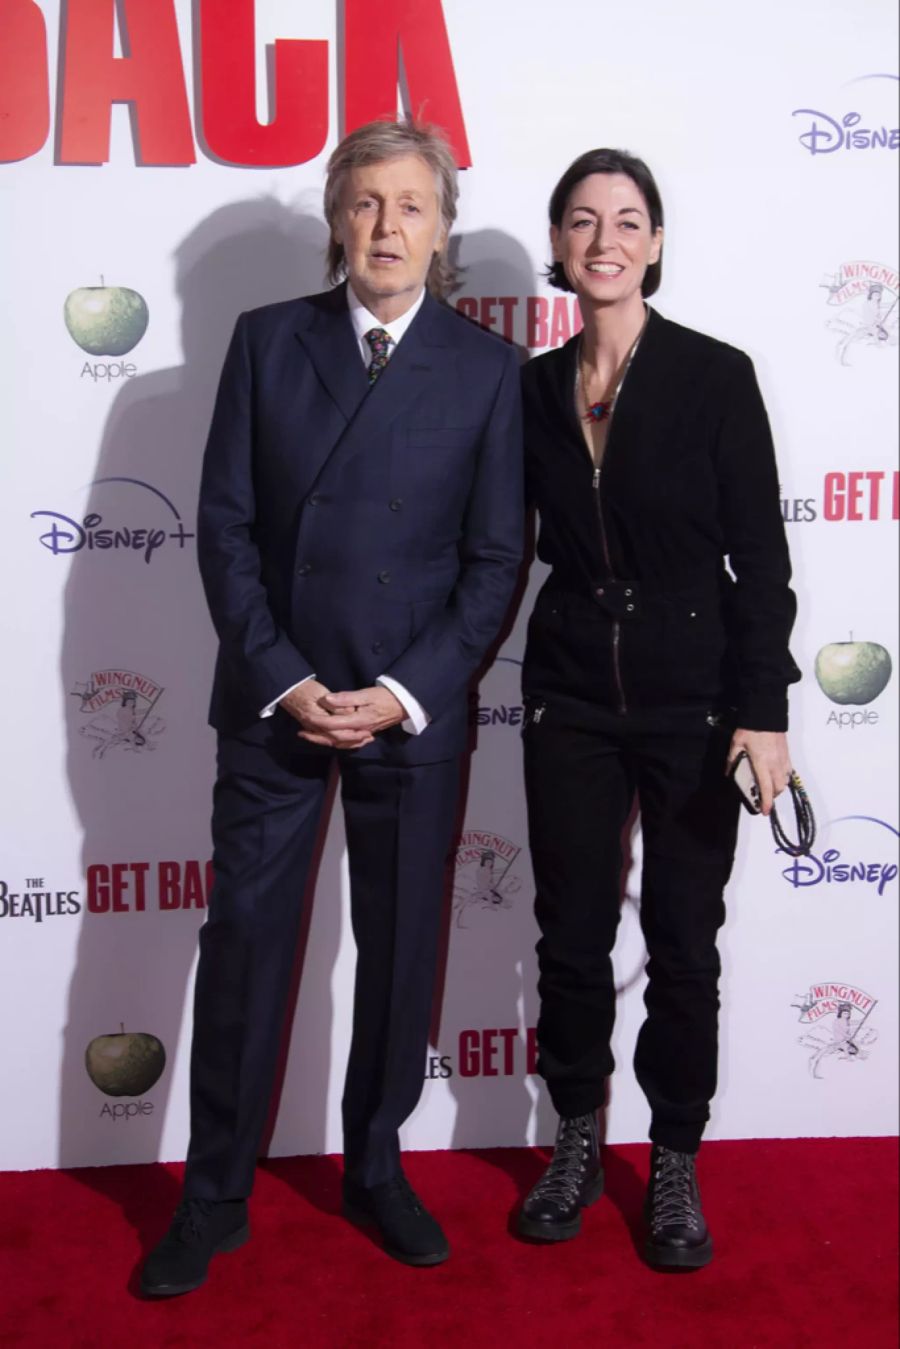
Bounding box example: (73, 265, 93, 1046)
(57, 200, 334, 1264)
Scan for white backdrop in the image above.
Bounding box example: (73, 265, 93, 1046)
(1, 0, 897, 1173)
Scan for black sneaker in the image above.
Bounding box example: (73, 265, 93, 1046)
(517, 1112, 604, 1241)
(342, 1174, 449, 1266)
(140, 1197, 250, 1297)
(644, 1145, 713, 1269)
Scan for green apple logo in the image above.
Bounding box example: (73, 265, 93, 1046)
(815, 640, 893, 705)
(64, 282, 149, 356)
(85, 1024, 166, 1097)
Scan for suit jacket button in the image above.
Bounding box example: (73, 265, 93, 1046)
(308, 493, 322, 507)
(371, 641, 384, 655)
(296, 563, 312, 577)
(377, 570, 391, 584)
(389, 498, 403, 511)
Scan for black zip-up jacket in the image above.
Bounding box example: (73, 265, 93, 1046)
(522, 307, 801, 731)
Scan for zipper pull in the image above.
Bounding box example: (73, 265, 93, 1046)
(533, 704, 545, 725)
(592, 467, 601, 490)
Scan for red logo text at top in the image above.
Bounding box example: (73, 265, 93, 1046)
(1, 0, 470, 167)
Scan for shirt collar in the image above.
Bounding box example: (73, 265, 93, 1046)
(347, 283, 427, 349)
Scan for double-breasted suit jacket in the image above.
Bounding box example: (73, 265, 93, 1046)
(185, 282, 524, 1199)
(198, 281, 524, 760)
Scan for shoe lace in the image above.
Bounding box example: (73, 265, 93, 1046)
(531, 1115, 594, 1208)
(172, 1198, 215, 1245)
(650, 1148, 700, 1233)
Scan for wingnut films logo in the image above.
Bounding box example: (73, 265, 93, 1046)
(815, 638, 893, 729)
(792, 73, 899, 157)
(453, 830, 523, 929)
(780, 816, 898, 899)
(64, 280, 149, 382)
(85, 1024, 166, 1121)
(70, 670, 165, 759)
(821, 262, 898, 366)
(792, 984, 878, 1079)
(31, 477, 194, 564)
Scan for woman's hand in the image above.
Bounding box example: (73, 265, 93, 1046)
(727, 729, 792, 816)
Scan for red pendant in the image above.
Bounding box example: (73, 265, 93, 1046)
(584, 400, 612, 424)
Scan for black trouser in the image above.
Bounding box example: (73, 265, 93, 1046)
(523, 695, 740, 1154)
(183, 717, 460, 1200)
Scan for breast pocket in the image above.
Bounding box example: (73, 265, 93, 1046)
(392, 426, 480, 502)
(405, 426, 480, 450)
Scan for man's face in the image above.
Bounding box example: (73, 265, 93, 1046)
(333, 154, 447, 317)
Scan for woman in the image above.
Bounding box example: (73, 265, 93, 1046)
(518, 149, 800, 1268)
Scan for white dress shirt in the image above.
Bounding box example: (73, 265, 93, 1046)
(260, 284, 431, 735)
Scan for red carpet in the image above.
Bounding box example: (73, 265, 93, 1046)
(2, 1139, 896, 1349)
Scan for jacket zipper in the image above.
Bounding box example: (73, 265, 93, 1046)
(592, 463, 627, 715)
(580, 314, 647, 717)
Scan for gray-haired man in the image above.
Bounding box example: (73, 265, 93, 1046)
(141, 119, 523, 1296)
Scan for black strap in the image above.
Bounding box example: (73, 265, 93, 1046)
(770, 771, 816, 858)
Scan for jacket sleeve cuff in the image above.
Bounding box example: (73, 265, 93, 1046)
(735, 691, 790, 732)
(377, 675, 431, 735)
(260, 674, 316, 719)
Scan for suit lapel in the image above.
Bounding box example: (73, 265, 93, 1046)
(345, 291, 452, 444)
(294, 282, 369, 424)
(297, 289, 455, 495)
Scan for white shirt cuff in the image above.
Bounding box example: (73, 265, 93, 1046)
(260, 675, 316, 718)
(377, 676, 431, 736)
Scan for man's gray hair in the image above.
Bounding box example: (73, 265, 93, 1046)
(324, 118, 460, 300)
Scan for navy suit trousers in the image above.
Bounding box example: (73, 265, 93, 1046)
(184, 713, 460, 1198)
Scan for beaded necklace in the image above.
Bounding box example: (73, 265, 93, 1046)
(575, 306, 649, 424)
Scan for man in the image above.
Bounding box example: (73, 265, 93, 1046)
(140, 119, 523, 1297)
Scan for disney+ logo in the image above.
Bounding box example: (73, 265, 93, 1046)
(793, 73, 899, 156)
(780, 816, 898, 897)
(31, 478, 194, 564)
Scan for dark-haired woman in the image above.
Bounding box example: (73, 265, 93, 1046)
(517, 150, 800, 1268)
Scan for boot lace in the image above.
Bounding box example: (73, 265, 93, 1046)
(531, 1115, 594, 1208)
(650, 1148, 700, 1233)
(172, 1198, 215, 1245)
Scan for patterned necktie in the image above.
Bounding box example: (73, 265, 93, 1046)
(364, 327, 391, 384)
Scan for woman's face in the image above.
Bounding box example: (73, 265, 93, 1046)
(551, 172, 662, 307)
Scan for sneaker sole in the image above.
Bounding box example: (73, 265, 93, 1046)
(644, 1234, 713, 1270)
(342, 1201, 449, 1267)
(516, 1172, 605, 1243)
(139, 1223, 251, 1298)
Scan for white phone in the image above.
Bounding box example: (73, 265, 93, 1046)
(729, 751, 762, 814)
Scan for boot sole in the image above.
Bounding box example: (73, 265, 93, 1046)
(139, 1223, 251, 1298)
(342, 1201, 449, 1267)
(516, 1172, 605, 1243)
(644, 1234, 713, 1270)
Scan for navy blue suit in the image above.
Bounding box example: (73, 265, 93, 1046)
(185, 283, 523, 1197)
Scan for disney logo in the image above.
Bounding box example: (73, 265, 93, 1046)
(31, 478, 194, 564)
(792, 108, 899, 155)
(781, 847, 897, 896)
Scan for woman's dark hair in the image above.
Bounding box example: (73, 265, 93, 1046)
(546, 148, 664, 297)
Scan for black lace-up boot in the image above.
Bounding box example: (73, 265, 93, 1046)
(644, 1145, 713, 1269)
(517, 1112, 604, 1241)
(140, 1198, 249, 1297)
